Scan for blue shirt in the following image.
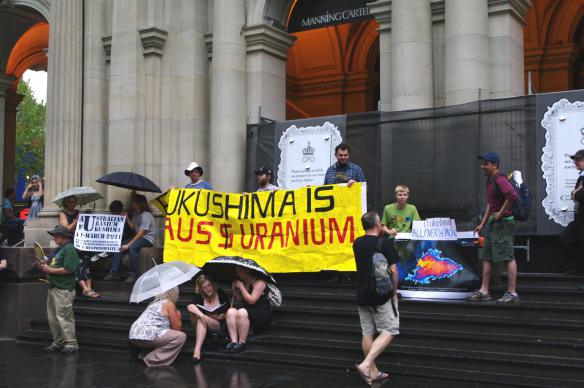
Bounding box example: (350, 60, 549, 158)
(324, 162, 366, 185)
(185, 181, 213, 190)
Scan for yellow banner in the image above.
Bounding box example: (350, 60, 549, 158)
(163, 183, 366, 272)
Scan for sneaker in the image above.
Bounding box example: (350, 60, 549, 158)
(103, 272, 121, 281)
(61, 346, 78, 354)
(43, 344, 63, 353)
(231, 342, 247, 353)
(91, 252, 109, 262)
(124, 274, 136, 283)
(496, 292, 519, 304)
(222, 342, 237, 353)
(469, 290, 492, 301)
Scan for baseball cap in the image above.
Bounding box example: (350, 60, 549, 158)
(254, 167, 273, 176)
(569, 150, 584, 160)
(478, 152, 500, 165)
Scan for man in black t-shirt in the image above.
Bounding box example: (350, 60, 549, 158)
(353, 211, 399, 385)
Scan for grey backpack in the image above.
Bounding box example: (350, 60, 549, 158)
(370, 238, 394, 297)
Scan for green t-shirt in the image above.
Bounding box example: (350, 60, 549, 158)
(48, 242, 80, 290)
(381, 203, 421, 234)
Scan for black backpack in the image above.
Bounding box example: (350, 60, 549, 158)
(493, 172, 532, 222)
(369, 238, 395, 297)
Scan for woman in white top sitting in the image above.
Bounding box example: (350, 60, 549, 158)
(129, 287, 186, 367)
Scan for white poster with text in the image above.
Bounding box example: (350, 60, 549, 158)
(411, 218, 458, 241)
(541, 99, 584, 226)
(277, 121, 342, 189)
(74, 214, 126, 252)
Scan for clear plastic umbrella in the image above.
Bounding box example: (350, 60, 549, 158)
(52, 186, 103, 207)
(130, 261, 201, 303)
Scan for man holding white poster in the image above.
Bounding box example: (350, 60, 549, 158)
(560, 150, 584, 287)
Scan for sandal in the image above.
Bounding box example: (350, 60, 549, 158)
(87, 290, 101, 298)
(354, 364, 372, 386)
(371, 371, 389, 381)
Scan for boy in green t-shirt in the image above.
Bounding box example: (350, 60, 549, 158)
(39, 225, 80, 354)
(381, 185, 421, 237)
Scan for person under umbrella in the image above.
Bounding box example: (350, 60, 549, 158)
(128, 261, 200, 367)
(186, 274, 229, 363)
(129, 287, 186, 367)
(202, 256, 279, 353)
(224, 266, 272, 353)
(58, 195, 100, 299)
(104, 194, 157, 283)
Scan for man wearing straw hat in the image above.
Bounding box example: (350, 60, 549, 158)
(39, 225, 80, 354)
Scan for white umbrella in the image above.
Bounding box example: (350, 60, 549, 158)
(53, 186, 103, 207)
(130, 261, 201, 303)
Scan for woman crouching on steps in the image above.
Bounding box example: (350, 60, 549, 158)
(223, 267, 272, 353)
(129, 287, 186, 366)
(187, 275, 228, 363)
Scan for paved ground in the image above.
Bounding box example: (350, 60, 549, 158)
(0, 340, 456, 388)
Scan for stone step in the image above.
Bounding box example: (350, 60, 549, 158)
(16, 329, 582, 388)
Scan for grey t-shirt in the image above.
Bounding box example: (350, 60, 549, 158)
(133, 211, 157, 244)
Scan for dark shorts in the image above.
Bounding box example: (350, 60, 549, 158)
(480, 218, 515, 262)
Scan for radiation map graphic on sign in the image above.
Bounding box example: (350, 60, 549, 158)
(405, 248, 463, 285)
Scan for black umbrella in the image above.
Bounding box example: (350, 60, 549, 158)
(96, 172, 162, 193)
(201, 256, 276, 284)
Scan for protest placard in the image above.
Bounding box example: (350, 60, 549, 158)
(163, 183, 367, 272)
(411, 218, 458, 241)
(74, 214, 126, 252)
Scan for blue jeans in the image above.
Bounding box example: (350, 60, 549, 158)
(110, 238, 153, 276)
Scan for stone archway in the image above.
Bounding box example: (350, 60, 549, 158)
(524, 0, 584, 92)
(285, 19, 380, 119)
(0, 1, 48, 200)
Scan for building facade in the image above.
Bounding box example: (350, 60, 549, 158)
(1, 0, 570, 244)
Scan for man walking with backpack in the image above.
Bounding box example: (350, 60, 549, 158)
(471, 152, 520, 304)
(353, 211, 399, 385)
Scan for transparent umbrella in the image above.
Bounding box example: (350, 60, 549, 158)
(130, 261, 200, 303)
(52, 186, 103, 207)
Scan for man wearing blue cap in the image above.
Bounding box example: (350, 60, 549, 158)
(471, 152, 519, 303)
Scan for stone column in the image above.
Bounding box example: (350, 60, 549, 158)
(445, 0, 490, 105)
(82, 0, 110, 209)
(209, 0, 247, 191)
(0, 76, 14, 199)
(368, 0, 391, 112)
(44, 0, 83, 210)
(391, 0, 433, 110)
(3, 90, 23, 192)
(488, 0, 530, 98)
(244, 24, 295, 124)
(107, 0, 142, 204)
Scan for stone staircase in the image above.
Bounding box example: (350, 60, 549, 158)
(17, 273, 584, 387)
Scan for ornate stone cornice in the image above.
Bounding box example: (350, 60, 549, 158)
(101, 35, 112, 63)
(139, 27, 168, 57)
(204, 32, 213, 60)
(367, 0, 391, 32)
(243, 24, 296, 60)
(431, 0, 445, 23)
(488, 0, 531, 24)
